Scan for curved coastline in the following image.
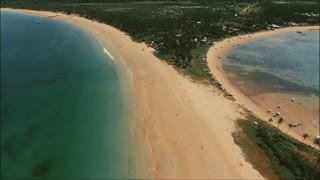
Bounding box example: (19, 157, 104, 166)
(207, 26, 320, 147)
(1, 8, 268, 179)
(1, 10, 134, 178)
(1, 8, 152, 178)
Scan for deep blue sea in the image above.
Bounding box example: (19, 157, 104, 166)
(1, 11, 132, 179)
(224, 30, 319, 96)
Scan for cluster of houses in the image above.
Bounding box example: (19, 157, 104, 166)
(298, 12, 319, 17)
(267, 24, 281, 29)
(151, 7, 183, 17)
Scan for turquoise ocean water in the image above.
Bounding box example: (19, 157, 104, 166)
(1, 11, 132, 179)
(224, 30, 319, 96)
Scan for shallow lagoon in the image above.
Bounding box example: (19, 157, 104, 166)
(224, 30, 319, 96)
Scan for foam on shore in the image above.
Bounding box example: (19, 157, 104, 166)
(103, 47, 115, 61)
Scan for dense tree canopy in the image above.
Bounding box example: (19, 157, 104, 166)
(2, 0, 319, 73)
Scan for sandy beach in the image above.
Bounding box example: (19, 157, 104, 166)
(1, 8, 266, 179)
(207, 26, 320, 147)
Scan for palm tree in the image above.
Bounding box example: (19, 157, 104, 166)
(277, 117, 284, 128)
(302, 133, 309, 141)
(313, 137, 320, 148)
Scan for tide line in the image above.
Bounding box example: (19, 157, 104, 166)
(103, 47, 115, 61)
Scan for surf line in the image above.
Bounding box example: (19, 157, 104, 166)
(103, 47, 115, 61)
(93, 35, 114, 61)
(101, 45, 133, 85)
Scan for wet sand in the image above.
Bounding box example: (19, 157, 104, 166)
(207, 26, 320, 147)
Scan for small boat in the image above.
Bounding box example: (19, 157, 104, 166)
(37, 21, 41, 24)
(296, 31, 302, 34)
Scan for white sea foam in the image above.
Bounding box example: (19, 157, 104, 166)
(103, 47, 114, 61)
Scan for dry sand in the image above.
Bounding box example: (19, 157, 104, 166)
(1, 8, 264, 179)
(207, 26, 320, 147)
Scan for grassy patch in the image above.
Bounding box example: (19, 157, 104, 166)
(185, 45, 211, 79)
(233, 115, 320, 179)
(155, 44, 212, 81)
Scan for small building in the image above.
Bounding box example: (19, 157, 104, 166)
(268, 24, 281, 28)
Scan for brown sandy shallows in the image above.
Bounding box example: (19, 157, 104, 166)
(207, 26, 320, 147)
(2, 8, 263, 179)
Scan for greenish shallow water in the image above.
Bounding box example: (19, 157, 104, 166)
(1, 11, 132, 179)
(224, 30, 319, 96)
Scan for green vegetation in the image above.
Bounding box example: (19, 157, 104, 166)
(1, 0, 320, 178)
(1, 0, 319, 80)
(233, 115, 320, 180)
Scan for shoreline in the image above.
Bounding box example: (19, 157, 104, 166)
(1, 9, 146, 178)
(207, 26, 320, 147)
(1, 10, 138, 178)
(1, 8, 265, 178)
